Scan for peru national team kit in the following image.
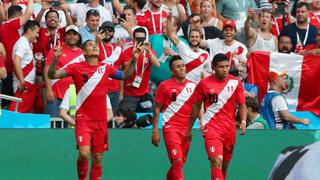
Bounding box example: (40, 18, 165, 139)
(64, 61, 118, 152)
(193, 74, 245, 161)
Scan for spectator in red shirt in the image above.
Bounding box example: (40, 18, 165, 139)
(303, 29, 320, 56)
(0, 0, 33, 107)
(0, 43, 7, 92)
(120, 27, 160, 112)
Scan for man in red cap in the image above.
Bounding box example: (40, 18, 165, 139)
(200, 19, 248, 65)
(260, 70, 310, 129)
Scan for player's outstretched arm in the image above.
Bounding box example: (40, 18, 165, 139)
(48, 44, 67, 79)
(238, 103, 247, 135)
(279, 110, 310, 126)
(185, 101, 202, 142)
(152, 103, 162, 147)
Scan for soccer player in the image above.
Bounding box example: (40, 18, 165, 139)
(48, 40, 140, 180)
(152, 55, 196, 180)
(185, 53, 247, 180)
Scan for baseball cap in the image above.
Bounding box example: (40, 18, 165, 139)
(66, 25, 79, 33)
(223, 20, 236, 30)
(268, 70, 288, 82)
(100, 21, 115, 29)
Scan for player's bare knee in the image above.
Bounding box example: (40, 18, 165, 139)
(78, 147, 90, 160)
(91, 152, 103, 165)
(209, 156, 223, 168)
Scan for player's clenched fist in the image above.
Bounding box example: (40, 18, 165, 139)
(185, 131, 192, 142)
(152, 130, 160, 147)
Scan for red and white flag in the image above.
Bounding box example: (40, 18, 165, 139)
(247, 51, 320, 116)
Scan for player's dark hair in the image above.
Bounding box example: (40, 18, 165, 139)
(45, 8, 60, 20)
(246, 96, 259, 113)
(133, 0, 147, 10)
(133, 27, 147, 38)
(123, 5, 136, 15)
(212, 53, 229, 67)
(23, 20, 39, 34)
(81, 40, 96, 50)
(8, 5, 23, 19)
(169, 55, 182, 70)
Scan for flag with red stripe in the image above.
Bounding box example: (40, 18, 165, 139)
(247, 51, 320, 116)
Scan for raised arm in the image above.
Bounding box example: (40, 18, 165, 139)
(244, 8, 257, 45)
(48, 44, 67, 79)
(145, 42, 160, 68)
(20, 0, 34, 26)
(35, 2, 50, 24)
(166, 14, 180, 46)
(121, 43, 141, 80)
(152, 102, 162, 147)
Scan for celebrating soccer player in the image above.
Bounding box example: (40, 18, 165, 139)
(48, 39, 141, 180)
(152, 55, 196, 180)
(185, 53, 247, 180)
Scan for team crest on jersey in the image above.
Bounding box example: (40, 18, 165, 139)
(199, 55, 205, 62)
(172, 149, 177, 156)
(78, 136, 83, 142)
(210, 146, 215, 153)
(283, 74, 294, 94)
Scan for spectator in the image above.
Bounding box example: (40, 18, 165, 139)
(0, 43, 7, 92)
(278, 35, 292, 54)
(120, 27, 160, 112)
(34, 7, 73, 64)
(200, 20, 248, 65)
(246, 96, 270, 129)
(163, 0, 187, 23)
(79, 9, 100, 44)
(97, 21, 123, 113)
(60, 87, 113, 127)
(200, 0, 223, 30)
(308, 0, 320, 29)
(303, 29, 320, 56)
(44, 25, 84, 117)
(233, 63, 258, 97)
(136, 0, 167, 35)
(281, 2, 318, 53)
(9, 20, 41, 113)
(167, 15, 211, 84)
(36, 2, 69, 28)
(245, 9, 278, 52)
(270, 0, 295, 37)
(258, 0, 272, 9)
(113, 5, 137, 51)
(60, 0, 112, 27)
(132, 0, 147, 14)
(181, 13, 224, 41)
(216, 0, 257, 44)
(149, 16, 188, 85)
(0, 0, 34, 107)
(260, 70, 310, 129)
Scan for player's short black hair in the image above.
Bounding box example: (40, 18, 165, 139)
(45, 9, 60, 20)
(23, 20, 39, 34)
(169, 55, 182, 70)
(246, 96, 259, 113)
(82, 40, 95, 50)
(8, 5, 22, 19)
(212, 53, 229, 67)
(133, 27, 147, 38)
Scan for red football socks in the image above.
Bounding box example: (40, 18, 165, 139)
(211, 167, 224, 180)
(77, 157, 88, 180)
(166, 160, 184, 180)
(90, 164, 102, 180)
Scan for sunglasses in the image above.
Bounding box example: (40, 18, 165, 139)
(104, 27, 114, 32)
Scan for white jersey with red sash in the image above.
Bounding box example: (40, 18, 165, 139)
(193, 75, 245, 130)
(64, 61, 117, 122)
(176, 41, 210, 83)
(12, 36, 36, 92)
(155, 78, 196, 130)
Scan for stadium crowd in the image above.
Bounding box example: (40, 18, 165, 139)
(0, 0, 318, 130)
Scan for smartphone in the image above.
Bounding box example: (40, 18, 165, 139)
(118, 14, 126, 22)
(276, 2, 285, 15)
(135, 37, 146, 45)
(49, 1, 61, 7)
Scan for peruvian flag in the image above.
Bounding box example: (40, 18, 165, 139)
(247, 51, 320, 116)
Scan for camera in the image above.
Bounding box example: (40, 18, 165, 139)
(135, 37, 146, 45)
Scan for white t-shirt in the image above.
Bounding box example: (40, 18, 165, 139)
(60, 88, 112, 111)
(113, 26, 133, 51)
(270, 90, 288, 129)
(69, 3, 112, 27)
(163, 4, 186, 19)
(176, 41, 211, 83)
(12, 36, 36, 92)
(206, 38, 248, 64)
